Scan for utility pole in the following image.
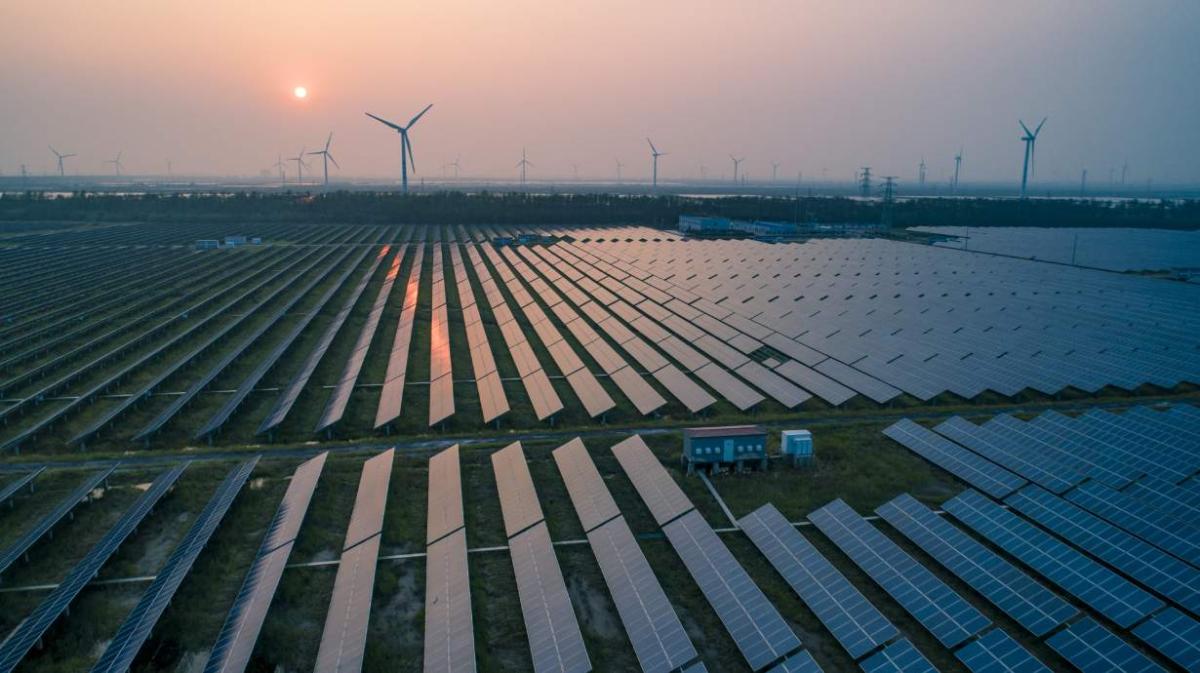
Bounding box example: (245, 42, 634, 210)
(859, 167, 872, 198)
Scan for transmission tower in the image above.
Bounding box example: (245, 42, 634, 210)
(859, 167, 872, 197)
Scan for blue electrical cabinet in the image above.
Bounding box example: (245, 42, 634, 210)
(683, 425, 767, 473)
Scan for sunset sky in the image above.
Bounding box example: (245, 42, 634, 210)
(2, 1, 1198, 184)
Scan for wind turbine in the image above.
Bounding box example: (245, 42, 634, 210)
(105, 151, 124, 177)
(918, 157, 926, 186)
(272, 155, 286, 184)
(365, 103, 433, 193)
(730, 155, 745, 184)
(49, 146, 76, 177)
(516, 148, 532, 185)
(771, 162, 780, 182)
(449, 156, 461, 178)
(953, 148, 963, 192)
(289, 147, 309, 185)
(307, 132, 339, 186)
(647, 138, 665, 188)
(1018, 117, 1046, 198)
(615, 159, 624, 183)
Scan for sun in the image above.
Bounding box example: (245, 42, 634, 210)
(293, 86, 308, 99)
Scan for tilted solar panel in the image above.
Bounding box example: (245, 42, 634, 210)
(1131, 607, 1200, 672)
(739, 504, 897, 659)
(663, 510, 802, 671)
(424, 528, 477, 673)
(611, 435, 693, 526)
(492, 441, 546, 539)
(204, 453, 327, 673)
(0, 463, 188, 673)
(874, 494, 1076, 637)
(92, 459, 257, 673)
(1046, 618, 1164, 673)
(764, 650, 824, 673)
(553, 438, 620, 533)
(857, 638, 937, 673)
(808, 499, 990, 648)
(428, 445, 466, 545)
(882, 419, 1026, 499)
(509, 522, 592, 673)
(953, 629, 1050, 673)
(943, 489, 1163, 628)
(314, 449, 394, 673)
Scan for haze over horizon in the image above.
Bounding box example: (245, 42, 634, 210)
(3, 1, 1198, 185)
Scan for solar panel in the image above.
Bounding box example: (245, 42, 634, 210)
(1131, 607, 1200, 672)
(586, 518, 697, 673)
(874, 494, 1076, 637)
(92, 459, 257, 673)
(764, 650, 823, 673)
(314, 449, 394, 673)
(650, 364, 717, 413)
(1064, 479, 1200, 564)
(611, 435, 693, 526)
(807, 499, 990, 648)
(1046, 618, 1165, 673)
(734, 360, 811, 408)
(314, 247, 403, 429)
(943, 489, 1163, 628)
(0, 464, 117, 577)
(0, 466, 44, 507)
(882, 419, 1026, 499)
(609, 365, 667, 415)
(0, 463, 188, 673)
(205, 453, 327, 673)
(374, 246, 425, 429)
(492, 441, 546, 538)
(1004, 486, 1200, 616)
(774, 360, 857, 406)
(552, 438, 620, 533)
(857, 638, 937, 673)
(424, 528, 477, 673)
(693, 362, 765, 411)
(509, 522, 592, 673)
(953, 629, 1050, 673)
(933, 417, 1080, 493)
(663, 510, 803, 671)
(428, 445, 466, 544)
(739, 504, 897, 659)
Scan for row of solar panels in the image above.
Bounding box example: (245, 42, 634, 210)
(884, 405, 1200, 671)
(570, 236, 1200, 404)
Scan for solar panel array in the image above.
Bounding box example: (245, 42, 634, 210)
(0, 465, 44, 507)
(424, 445, 476, 673)
(205, 452, 327, 673)
(550, 236, 1200, 406)
(553, 438, 699, 673)
(491, 441, 590, 673)
(611, 435, 815, 672)
(92, 458, 258, 673)
(1045, 618, 1164, 673)
(375, 243, 424, 429)
(874, 494, 1077, 637)
(317, 246, 406, 432)
(953, 628, 1051, 673)
(808, 499, 991, 649)
(0, 462, 188, 673)
(857, 639, 936, 673)
(314, 449, 394, 673)
(449, 244, 509, 424)
(428, 244, 457, 425)
(738, 503, 898, 660)
(0, 463, 117, 577)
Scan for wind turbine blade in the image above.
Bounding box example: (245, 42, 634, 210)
(365, 112, 404, 131)
(1034, 117, 1047, 136)
(406, 136, 416, 172)
(407, 103, 434, 128)
(64, 154, 77, 159)
(328, 153, 340, 169)
(325, 132, 333, 152)
(646, 138, 658, 154)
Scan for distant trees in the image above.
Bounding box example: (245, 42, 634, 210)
(0, 190, 1196, 230)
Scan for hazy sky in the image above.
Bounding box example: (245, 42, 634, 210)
(2, 1, 1198, 184)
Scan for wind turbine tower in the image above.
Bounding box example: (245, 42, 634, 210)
(953, 149, 962, 193)
(106, 151, 124, 177)
(730, 155, 745, 184)
(647, 138, 666, 188)
(1120, 161, 1128, 186)
(365, 104, 433, 193)
(772, 162, 780, 182)
(49, 146, 76, 177)
(289, 147, 309, 185)
(308, 133, 339, 187)
(918, 157, 926, 186)
(516, 148, 532, 185)
(272, 155, 286, 184)
(1080, 168, 1087, 196)
(615, 159, 624, 183)
(1018, 117, 1047, 198)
